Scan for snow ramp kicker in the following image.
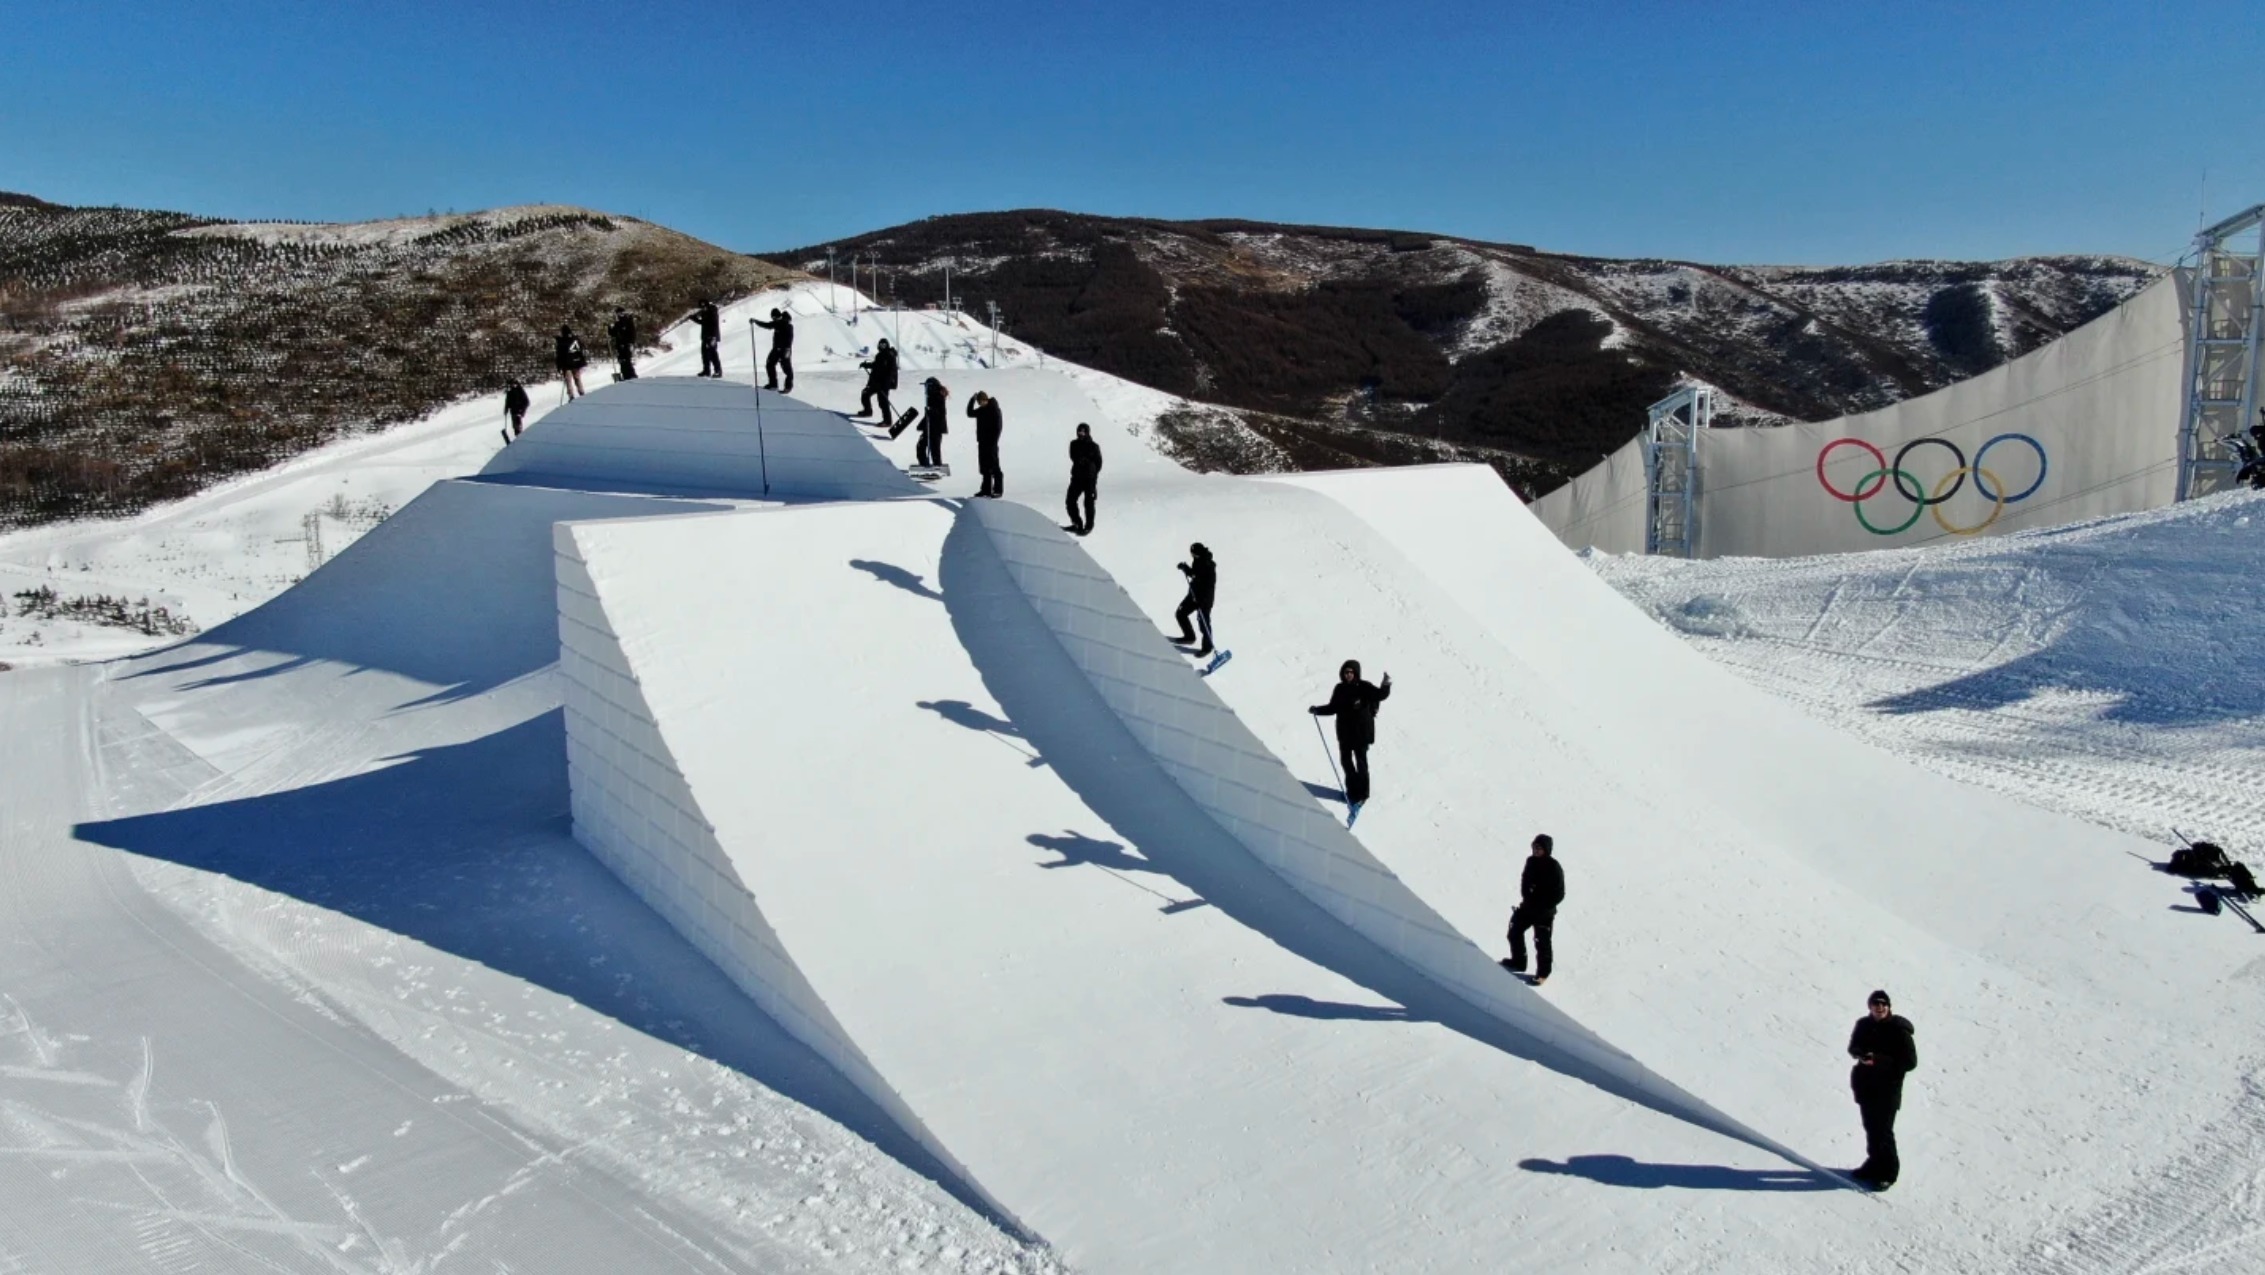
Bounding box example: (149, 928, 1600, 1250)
(551, 494, 1830, 1272)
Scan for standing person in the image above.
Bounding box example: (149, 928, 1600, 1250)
(915, 376, 949, 469)
(1065, 423, 1102, 535)
(555, 324, 588, 399)
(968, 389, 1004, 497)
(1500, 835, 1564, 985)
(857, 338, 898, 421)
(1171, 543, 1217, 654)
(693, 298, 723, 377)
(1309, 660, 1392, 817)
(607, 308, 638, 381)
(1847, 991, 1918, 1191)
(754, 308, 795, 391)
(503, 379, 531, 436)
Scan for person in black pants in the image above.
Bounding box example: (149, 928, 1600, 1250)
(915, 377, 949, 468)
(1310, 660, 1391, 809)
(607, 309, 638, 381)
(1848, 990, 1918, 1190)
(1172, 543, 1216, 653)
(1501, 834, 1564, 985)
(754, 308, 795, 391)
(968, 390, 1004, 497)
(693, 299, 723, 377)
(1065, 423, 1102, 535)
(554, 324, 588, 398)
(857, 338, 898, 422)
(503, 380, 531, 436)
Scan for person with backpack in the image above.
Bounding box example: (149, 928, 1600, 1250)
(607, 308, 638, 381)
(503, 380, 531, 436)
(1310, 660, 1391, 816)
(1500, 834, 1564, 985)
(554, 324, 588, 399)
(1847, 990, 1918, 1191)
(693, 298, 723, 377)
(1171, 543, 1216, 653)
(1065, 423, 1103, 535)
(754, 308, 795, 391)
(915, 377, 949, 469)
(857, 338, 898, 423)
(968, 389, 1004, 497)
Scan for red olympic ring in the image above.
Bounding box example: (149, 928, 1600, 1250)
(1816, 438, 1889, 502)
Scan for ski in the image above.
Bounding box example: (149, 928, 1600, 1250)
(1200, 649, 1233, 677)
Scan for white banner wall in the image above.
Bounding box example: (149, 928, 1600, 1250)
(1533, 273, 2191, 558)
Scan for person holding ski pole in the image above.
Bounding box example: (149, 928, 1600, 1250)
(554, 323, 588, 399)
(754, 308, 795, 391)
(969, 390, 1005, 497)
(503, 379, 531, 436)
(1310, 660, 1391, 817)
(693, 298, 723, 377)
(1847, 990, 1917, 1191)
(607, 308, 638, 381)
(916, 377, 949, 469)
(1065, 423, 1102, 535)
(1500, 834, 1564, 985)
(857, 338, 898, 422)
(1172, 543, 1216, 655)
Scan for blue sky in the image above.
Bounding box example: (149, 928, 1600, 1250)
(4, 0, 2260, 264)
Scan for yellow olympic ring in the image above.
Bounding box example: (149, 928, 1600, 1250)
(1929, 466, 2006, 535)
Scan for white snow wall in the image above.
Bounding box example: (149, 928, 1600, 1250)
(966, 499, 1814, 1166)
(485, 376, 922, 501)
(1533, 272, 2192, 557)
(552, 518, 1019, 1231)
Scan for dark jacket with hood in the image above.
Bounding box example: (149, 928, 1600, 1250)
(923, 380, 949, 431)
(1520, 854, 1565, 914)
(1180, 548, 1215, 608)
(754, 312, 794, 350)
(694, 301, 721, 341)
(1848, 1014, 1918, 1108)
(607, 312, 636, 351)
(1313, 664, 1391, 747)
(1070, 435, 1102, 481)
(863, 344, 898, 390)
(503, 383, 531, 415)
(968, 395, 1002, 441)
(555, 331, 587, 370)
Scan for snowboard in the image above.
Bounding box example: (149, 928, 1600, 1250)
(889, 407, 919, 438)
(907, 464, 951, 481)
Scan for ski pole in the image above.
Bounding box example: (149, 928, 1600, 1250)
(1313, 715, 1343, 795)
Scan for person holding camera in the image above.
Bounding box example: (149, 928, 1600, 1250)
(968, 390, 1004, 497)
(1065, 423, 1103, 535)
(1846, 990, 1918, 1190)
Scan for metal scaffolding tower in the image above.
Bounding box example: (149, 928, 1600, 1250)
(2177, 204, 2265, 500)
(1643, 385, 1712, 556)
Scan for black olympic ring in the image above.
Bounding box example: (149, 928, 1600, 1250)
(1891, 438, 1966, 507)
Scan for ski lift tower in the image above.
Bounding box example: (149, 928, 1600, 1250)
(1643, 384, 1712, 556)
(2177, 203, 2265, 500)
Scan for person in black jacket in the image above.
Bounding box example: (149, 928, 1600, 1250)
(1500, 834, 1564, 984)
(1310, 659, 1391, 808)
(968, 390, 1004, 497)
(1848, 990, 1918, 1190)
(554, 324, 588, 399)
(857, 338, 898, 422)
(1065, 423, 1102, 535)
(503, 380, 531, 436)
(754, 308, 795, 391)
(607, 309, 638, 381)
(693, 298, 723, 377)
(1172, 543, 1216, 654)
(915, 377, 949, 469)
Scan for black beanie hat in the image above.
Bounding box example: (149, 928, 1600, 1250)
(1868, 989, 1892, 1007)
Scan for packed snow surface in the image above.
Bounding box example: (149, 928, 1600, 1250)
(0, 280, 2259, 1271)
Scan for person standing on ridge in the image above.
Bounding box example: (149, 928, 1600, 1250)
(503, 379, 531, 436)
(969, 389, 1005, 497)
(916, 376, 950, 469)
(1310, 660, 1391, 818)
(754, 308, 795, 391)
(693, 298, 723, 377)
(1172, 543, 1217, 654)
(1847, 990, 1918, 1191)
(1500, 834, 1564, 985)
(555, 323, 588, 399)
(607, 308, 638, 381)
(857, 338, 898, 422)
(1065, 423, 1102, 535)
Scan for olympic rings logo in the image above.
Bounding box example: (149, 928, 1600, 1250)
(1814, 434, 2048, 536)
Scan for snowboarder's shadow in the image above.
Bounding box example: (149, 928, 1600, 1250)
(1028, 830, 1157, 874)
(916, 698, 1047, 768)
(1222, 993, 1419, 1023)
(1519, 1154, 1837, 1193)
(849, 558, 944, 602)
(1301, 780, 1345, 803)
